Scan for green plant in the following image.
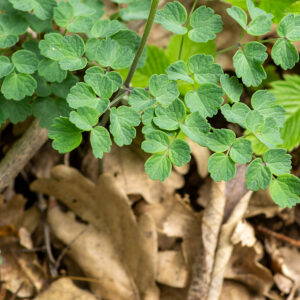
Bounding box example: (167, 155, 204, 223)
(0, 0, 299, 207)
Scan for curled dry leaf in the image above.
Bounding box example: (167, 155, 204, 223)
(231, 220, 256, 247)
(31, 165, 159, 300)
(34, 278, 97, 300)
(156, 251, 188, 288)
(225, 244, 273, 296)
(102, 144, 184, 203)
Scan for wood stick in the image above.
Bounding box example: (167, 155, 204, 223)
(0, 118, 48, 193)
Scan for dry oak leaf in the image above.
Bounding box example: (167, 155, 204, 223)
(31, 165, 159, 300)
(102, 144, 184, 203)
(34, 278, 97, 300)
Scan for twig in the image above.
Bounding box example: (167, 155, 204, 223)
(0, 118, 48, 192)
(256, 225, 300, 249)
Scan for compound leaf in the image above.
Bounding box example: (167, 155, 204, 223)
(1, 72, 37, 101)
(206, 128, 236, 152)
(90, 126, 112, 158)
(12, 50, 38, 74)
(142, 130, 170, 153)
(226, 6, 247, 30)
(145, 154, 172, 181)
(91, 19, 125, 38)
(189, 6, 223, 43)
(230, 138, 253, 164)
(185, 83, 223, 118)
(48, 117, 82, 153)
(263, 149, 292, 176)
(154, 98, 186, 131)
(271, 38, 299, 70)
(277, 14, 300, 41)
(109, 106, 140, 146)
(53, 1, 74, 27)
(169, 139, 191, 167)
(208, 153, 236, 182)
(180, 111, 210, 146)
(270, 174, 300, 208)
(246, 158, 272, 191)
(166, 60, 193, 84)
(129, 88, 155, 112)
(0, 56, 14, 78)
(33, 97, 71, 129)
(96, 38, 134, 69)
(245, 110, 264, 132)
(69, 106, 99, 131)
(188, 54, 223, 84)
(233, 42, 268, 87)
(155, 1, 187, 35)
(220, 74, 243, 103)
(149, 74, 179, 106)
(38, 58, 67, 83)
(221, 102, 251, 128)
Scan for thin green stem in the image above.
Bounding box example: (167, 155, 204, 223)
(178, 0, 199, 60)
(124, 0, 159, 88)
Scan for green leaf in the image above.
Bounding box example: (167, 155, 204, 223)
(109, 106, 140, 146)
(34, 73, 52, 97)
(149, 74, 179, 106)
(142, 107, 155, 126)
(142, 130, 170, 153)
(221, 103, 251, 128)
(245, 110, 264, 132)
(166, 61, 193, 84)
(154, 98, 186, 131)
(230, 139, 252, 164)
(208, 153, 236, 182)
(84, 70, 113, 99)
(38, 58, 67, 83)
(220, 74, 243, 103)
(1, 72, 37, 101)
(39, 33, 87, 71)
(96, 38, 134, 69)
(69, 107, 99, 131)
(185, 84, 224, 118)
(0, 14, 28, 48)
(9, 0, 57, 20)
(33, 97, 71, 129)
(270, 174, 300, 208)
(270, 75, 300, 150)
(251, 90, 285, 128)
(120, 0, 151, 21)
(128, 88, 155, 112)
(206, 129, 236, 152)
(256, 117, 283, 148)
(277, 14, 300, 41)
(0, 56, 14, 78)
(145, 154, 172, 182)
(233, 42, 268, 87)
(49, 117, 82, 153)
(169, 139, 191, 167)
(25, 13, 53, 33)
(91, 19, 125, 38)
(247, 0, 267, 19)
(90, 126, 112, 159)
(11, 50, 38, 74)
(0, 96, 32, 124)
(67, 82, 98, 109)
(189, 6, 223, 43)
(263, 149, 292, 176)
(51, 72, 78, 99)
(155, 1, 187, 35)
(246, 158, 272, 191)
(188, 54, 223, 84)
(53, 1, 74, 27)
(180, 111, 210, 146)
(226, 6, 247, 30)
(85, 38, 101, 61)
(106, 72, 123, 93)
(271, 38, 299, 70)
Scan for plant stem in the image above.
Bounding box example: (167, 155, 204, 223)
(178, 0, 199, 60)
(124, 0, 159, 88)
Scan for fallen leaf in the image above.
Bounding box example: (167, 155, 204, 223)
(31, 165, 159, 300)
(34, 278, 97, 300)
(102, 144, 184, 203)
(231, 220, 256, 247)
